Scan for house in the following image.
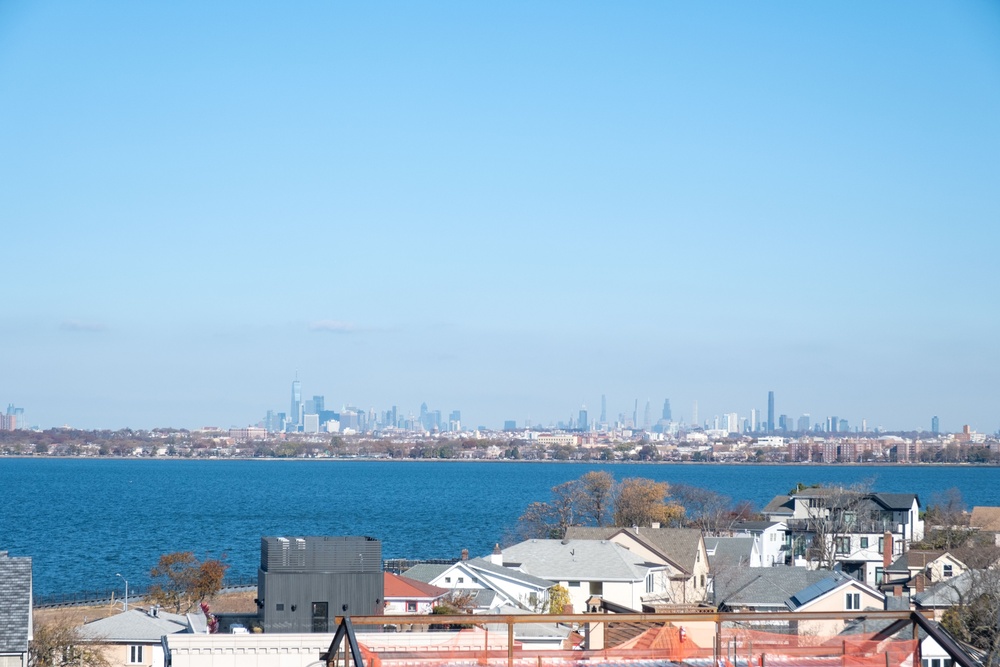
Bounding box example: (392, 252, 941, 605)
(563, 526, 709, 606)
(499, 538, 670, 612)
(730, 520, 787, 566)
(714, 567, 832, 613)
(970, 506, 1000, 544)
(882, 550, 968, 597)
(0, 551, 31, 667)
(404, 552, 553, 613)
(715, 567, 884, 636)
(785, 571, 885, 636)
(762, 489, 923, 583)
(912, 570, 979, 621)
(79, 607, 206, 667)
(705, 537, 762, 571)
(382, 572, 447, 615)
(257, 536, 383, 633)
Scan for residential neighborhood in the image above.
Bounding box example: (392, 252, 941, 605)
(5, 483, 1000, 667)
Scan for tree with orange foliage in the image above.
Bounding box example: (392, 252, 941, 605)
(146, 552, 228, 613)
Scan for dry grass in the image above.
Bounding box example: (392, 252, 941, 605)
(36, 590, 258, 628)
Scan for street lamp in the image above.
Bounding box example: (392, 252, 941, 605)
(116, 573, 128, 612)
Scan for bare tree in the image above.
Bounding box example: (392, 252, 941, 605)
(922, 488, 973, 550)
(670, 484, 738, 534)
(29, 618, 113, 667)
(799, 482, 875, 570)
(576, 471, 614, 526)
(941, 569, 1000, 666)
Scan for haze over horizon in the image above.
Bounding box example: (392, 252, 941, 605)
(2, 2, 998, 432)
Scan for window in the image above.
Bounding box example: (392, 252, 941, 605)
(589, 581, 603, 595)
(406, 601, 417, 612)
(457, 577, 465, 583)
(878, 537, 885, 553)
(568, 581, 580, 587)
(846, 592, 861, 610)
(875, 567, 884, 585)
(276, 603, 284, 611)
(646, 574, 655, 593)
(943, 564, 954, 578)
(444, 577, 452, 583)
(700, 575, 706, 588)
(860, 537, 869, 549)
(836, 537, 851, 555)
(128, 645, 144, 664)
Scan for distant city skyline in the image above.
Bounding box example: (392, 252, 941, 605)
(2, 382, 987, 435)
(2, 3, 998, 433)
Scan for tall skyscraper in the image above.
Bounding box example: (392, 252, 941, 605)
(692, 401, 698, 428)
(767, 391, 775, 433)
(643, 400, 651, 431)
(662, 399, 672, 422)
(290, 378, 302, 427)
(797, 414, 810, 432)
(931, 416, 939, 435)
(600, 394, 607, 424)
(750, 408, 759, 432)
(633, 399, 638, 428)
(579, 407, 589, 432)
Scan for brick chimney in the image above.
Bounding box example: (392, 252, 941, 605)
(915, 573, 925, 593)
(883, 532, 893, 569)
(461, 548, 469, 561)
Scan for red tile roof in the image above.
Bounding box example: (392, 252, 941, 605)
(384, 572, 448, 599)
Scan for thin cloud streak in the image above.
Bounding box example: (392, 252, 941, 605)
(308, 320, 357, 334)
(59, 320, 107, 333)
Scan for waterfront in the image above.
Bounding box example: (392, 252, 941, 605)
(1, 458, 995, 597)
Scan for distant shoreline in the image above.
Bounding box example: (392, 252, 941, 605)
(2, 454, 996, 469)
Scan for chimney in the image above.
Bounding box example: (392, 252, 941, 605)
(883, 532, 893, 569)
(490, 543, 502, 566)
(651, 522, 661, 529)
(893, 585, 902, 597)
(461, 548, 469, 561)
(915, 574, 925, 593)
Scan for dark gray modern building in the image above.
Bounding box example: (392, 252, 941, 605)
(257, 536, 383, 633)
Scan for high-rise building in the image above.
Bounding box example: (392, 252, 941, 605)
(797, 414, 811, 432)
(643, 400, 651, 431)
(750, 408, 759, 432)
(633, 399, 638, 428)
(290, 379, 302, 427)
(578, 407, 589, 432)
(767, 391, 775, 433)
(662, 399, 672, 422)
(779, 414, 789, 431)
(600, 395, 607, 424)
(692, 401, 699, 428)
(931, 416, 940, 435)
(725, 412, 739, 434)
(503, 420, 517, 431)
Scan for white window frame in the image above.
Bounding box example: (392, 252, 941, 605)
(128, 645, 144, 664)
(845, 592, 861, 611)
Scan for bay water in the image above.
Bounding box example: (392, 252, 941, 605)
(1, 458, 995, 598)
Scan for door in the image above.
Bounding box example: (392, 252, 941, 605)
(312, 601, 329, 632)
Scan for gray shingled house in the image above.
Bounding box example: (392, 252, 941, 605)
(0, 551, 32, 667)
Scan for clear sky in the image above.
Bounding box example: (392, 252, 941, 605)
(1, 2, 998, 432)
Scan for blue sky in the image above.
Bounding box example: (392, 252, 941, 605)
(1, 2, 998, 432)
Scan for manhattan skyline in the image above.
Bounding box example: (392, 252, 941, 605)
(1, 3, 998, 431)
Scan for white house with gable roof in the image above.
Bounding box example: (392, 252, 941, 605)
(500, 538, 670, 612)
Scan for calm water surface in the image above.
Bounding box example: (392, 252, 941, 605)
(1, 458, 995, 597)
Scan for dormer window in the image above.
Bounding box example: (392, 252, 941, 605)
(943, 564, 953, 578)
